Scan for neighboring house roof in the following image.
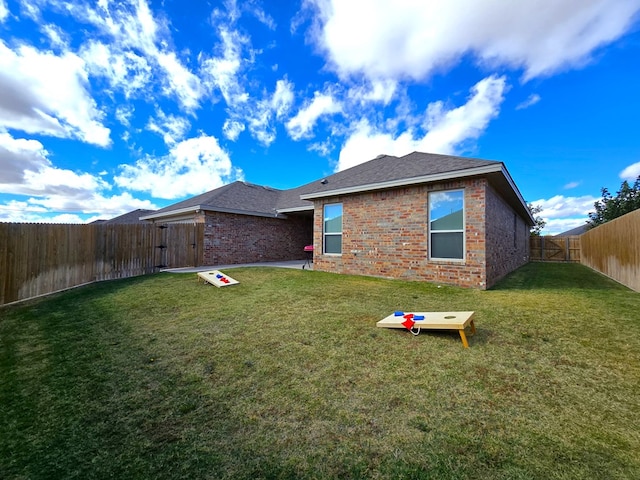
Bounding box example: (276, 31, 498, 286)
(95, 209, 156, 224)
(556, 224, 588, 236)
(141, 151, 535, 225)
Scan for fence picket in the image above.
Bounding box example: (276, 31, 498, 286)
(581, 209, 640, 292)
(0, 223, 204, 305)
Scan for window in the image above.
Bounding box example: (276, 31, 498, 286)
(429, 190, 464, 260)
(323, 203, 342, 254)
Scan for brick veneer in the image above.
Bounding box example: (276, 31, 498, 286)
(200, 211, 312, 265)
(484, 184, 530, 286)
(312, 178, 529, 289)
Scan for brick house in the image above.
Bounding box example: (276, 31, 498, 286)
(141, 152, 534, 289)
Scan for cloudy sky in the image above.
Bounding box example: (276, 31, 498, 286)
(1, 0, 639, 234)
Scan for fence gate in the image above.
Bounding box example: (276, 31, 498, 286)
(530, 236, 581, 262)
(162, 223, 204, 268)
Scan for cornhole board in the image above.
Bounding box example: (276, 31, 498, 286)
(197, 270, 239, 288)
(377, 311, 476, 348)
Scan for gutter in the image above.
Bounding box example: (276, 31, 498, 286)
(276, 205, 314, 214)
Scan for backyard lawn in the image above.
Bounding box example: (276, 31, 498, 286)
(1, 262, 639, 479)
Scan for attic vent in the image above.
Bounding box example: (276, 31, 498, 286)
(375, 154, 386, 159)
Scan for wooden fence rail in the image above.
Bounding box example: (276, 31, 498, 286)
(0, 223, 204, 305)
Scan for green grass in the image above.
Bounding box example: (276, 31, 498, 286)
(1, 262, 639, 479)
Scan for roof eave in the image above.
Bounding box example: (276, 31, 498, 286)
(140, 206, 200, 221)
(140, 204, 286, 221)
(497, 165, 536, 225)
(276, 205, 314, 214)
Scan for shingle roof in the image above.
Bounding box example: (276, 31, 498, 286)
(144, 181, 283, 219)
(276, 152, 500, 211)
(142, 151, 533, 225)
(556, 224, 588, 236)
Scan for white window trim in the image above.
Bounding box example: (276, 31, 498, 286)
(323, 203, 343, 255)
(428, 189, 466, 261)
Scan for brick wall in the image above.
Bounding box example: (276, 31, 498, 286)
(202, 211, 312, 265)
(312, 179, 491, 288)
(484, 184, 530, 287)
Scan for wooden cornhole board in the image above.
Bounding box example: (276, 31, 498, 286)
(197, 270, 239, 288)
(377, 311, 476, 348)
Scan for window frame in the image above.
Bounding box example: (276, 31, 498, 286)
(323, 203, 343, 255)
(428, 189, 466, 261)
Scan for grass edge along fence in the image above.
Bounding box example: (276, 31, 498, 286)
(580, 208, 640, 292)
(0, 223, 204, 305)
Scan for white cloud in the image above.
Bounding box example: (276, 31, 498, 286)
(236, 78, 295, 146)
(0, 131, 107, 196)
(114, 135, 245, 199)
(75, 0, 203, 110)
(247, 2, 276, 30)
(564, 181, 580, 189)
(287, 92, 342, 140)
(146, 109, 191, 146)
(0, 131, 157, 222)
(213, 0, 276, 29)
(199, 12, 294, 146)
(0, 0, 8, 22)
(530, 194, 597, 235)
(0, 132, 52, 186)
(530, 194, 597, 218)
(41, 23, 70, 49)
(115, 105, 134, 127)
(516, 94, 541, 110)
(542, 218, 590, 236)
(306, 0, 640, 81)
(0, 41, 111, 146)
(347, 79, 397, 105)
(620, 161, 640, 180)
(272, 78, 295, 118)
(81, 41, 152, 97)
(421, 75, 506, 151)
(336, 75, 506, 171)
(31, 191, 156, 217)
(0, 193, 158, 223)
(201, 27, 249, 106)
(156, 51, 203, 111)
(223, 120, 245, 141)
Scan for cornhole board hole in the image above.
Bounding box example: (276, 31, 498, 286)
(377, 311, 476, 348)
(197, 270, 239, 288)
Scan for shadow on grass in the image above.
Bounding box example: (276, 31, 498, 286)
(491, 262, 630, 291)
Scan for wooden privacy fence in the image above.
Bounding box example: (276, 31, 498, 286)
(0, 222, 204, 305)
(530, 236, 581, 262)
(580, 209, 640, 292)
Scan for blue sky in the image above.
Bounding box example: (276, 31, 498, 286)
(1, 0, 639, 234)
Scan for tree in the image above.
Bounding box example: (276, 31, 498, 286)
(587, 176, 640, 228)
(528, 203, 546, 236)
